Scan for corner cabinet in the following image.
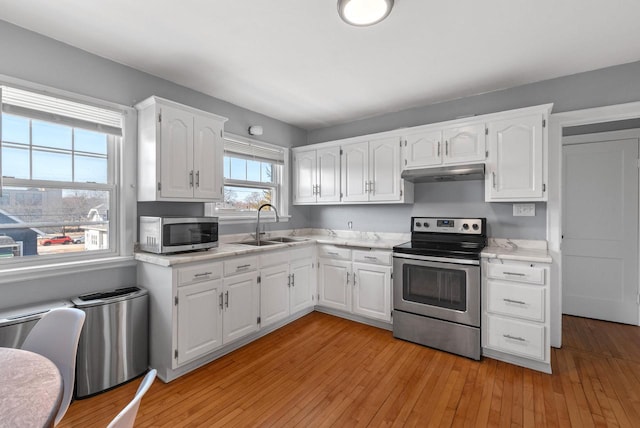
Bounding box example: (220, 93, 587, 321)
(136, 96, 228, 202)
(484, 106, 552, 202)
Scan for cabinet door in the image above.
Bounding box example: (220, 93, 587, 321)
(369, 137, 401, 202)
(223, 271, 259, 344)
(352, 263, 391, 321)
(159, 106, 194, 198)
(177, 279, 223, 365)
(292, 149, 317, 204)
(290, 259, 314, 313)
(316, 147, 341, 203)
(341, 141, 369, 202)
(442, 124, 486, 164)
(486, 115, 544, 201)
(193, 115, 223, 201)
(260, 263, 290, 328)
(318, 259, 351, 311)
(403, 130, 442, 168)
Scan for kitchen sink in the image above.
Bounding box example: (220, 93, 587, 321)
(265, 237, 308, 243)
(231, 240, 280, 246)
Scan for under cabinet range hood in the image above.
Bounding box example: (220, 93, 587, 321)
(401, 164, 485, 183)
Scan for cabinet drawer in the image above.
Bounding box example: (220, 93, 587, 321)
(259, 250, 290, 268)
(486, 280, 545, 322)
(352, 249, 391, 266)
(224, 256, 258, 276)
(318, 245, 351, 260)
(177, 263, 222, 286)
(486, 263, 545, 285)
(486, 315, 545, 361)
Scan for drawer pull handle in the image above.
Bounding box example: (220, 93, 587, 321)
(503, 298, 527, 305)
(327, 252, 339, 256)
(219, 292, 223, 310)
(503, 272, 526, 277)
(194, 272, 212, 277)
(225, 291, 229, 308)
(364, 256, 378, 261)
(346, 272, 350, 284)
(503, 334, 526, 342)
(291, 273, 295, 287)
(287, 274, 291, 287)
(236, 264, 251, 270)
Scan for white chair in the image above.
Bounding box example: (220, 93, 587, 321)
(21, 307, 86, 426)
(107, 369, 157, 428)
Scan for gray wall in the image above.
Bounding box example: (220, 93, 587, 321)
(0, 20, 307, 308)
(306, 60, 640, 239)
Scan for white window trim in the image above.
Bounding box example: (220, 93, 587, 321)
(205, 132, 290, 224)
(0, 74, 137, 280)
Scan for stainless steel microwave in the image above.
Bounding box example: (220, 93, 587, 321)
(139, 216, 218, 254)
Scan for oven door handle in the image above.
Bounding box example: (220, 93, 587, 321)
(392, 252, 480, 266)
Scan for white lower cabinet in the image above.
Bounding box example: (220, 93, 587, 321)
(482, 258, 551, 373)
(290, 258, 315, 313)
(260, 262, 291, 328)
(318, 246, 392, 323)
(222, 270, 259, 344)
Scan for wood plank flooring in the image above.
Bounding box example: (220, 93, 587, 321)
(60, 313, 640, 427)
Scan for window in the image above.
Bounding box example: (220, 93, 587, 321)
(0, 85, 125, 264)
(206, 133, 288, 222)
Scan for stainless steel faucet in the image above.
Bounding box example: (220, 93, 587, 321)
(256, 203, 279, 245)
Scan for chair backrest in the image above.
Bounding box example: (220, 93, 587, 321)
(21, 307, 86, 426)
(107, 369, 157, 428)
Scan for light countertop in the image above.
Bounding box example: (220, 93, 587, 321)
(481, 238, 552, 263)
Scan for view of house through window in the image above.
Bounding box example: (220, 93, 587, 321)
(0, 87, 120, 261)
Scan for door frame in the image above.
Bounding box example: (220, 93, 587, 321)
(549, 101, 640, 348)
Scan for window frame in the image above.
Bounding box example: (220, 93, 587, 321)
(205, 133, 290, 224)
(0, 75, 137, 283)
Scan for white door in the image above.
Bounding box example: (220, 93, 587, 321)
(403, 129, 442, 168)
(290, 259, 314, 313)
(341, 141, 369, 202)
(260, 263, 290, 328)
(193, 115, 223, 200)
(369, 137, 401, 202)
(160, 106, 194, 198)
(223, 272, 259, 344)
(442, 124, 486, 164)
(177, 279, 223, 365)
(352, 263, 391, 321)
(318, 259, 351, 311)
(486, 114, 544, 200)
(562, 134, 639, 325)
(293, 149, 317, 204)
(316, 147, 341, 203)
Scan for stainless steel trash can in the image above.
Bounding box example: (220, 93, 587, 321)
(73, 286, 149, 398)
(0, 300, 73, 348)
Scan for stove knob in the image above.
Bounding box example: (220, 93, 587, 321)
(462, 223, 469, 230)
(415, 222, 422, 228)
(424, 222, 430, 228)
(472, 224, 479, 230)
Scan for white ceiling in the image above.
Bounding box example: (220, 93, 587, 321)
(2, 0, 640, 130)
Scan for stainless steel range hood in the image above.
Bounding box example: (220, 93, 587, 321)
(401, 164, 485, 183)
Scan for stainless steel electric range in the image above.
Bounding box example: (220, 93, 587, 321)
(392, 217, 487, 360)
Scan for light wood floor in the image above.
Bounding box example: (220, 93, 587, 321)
(60, 312, 640, 427)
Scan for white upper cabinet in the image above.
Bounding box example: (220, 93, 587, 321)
(485, 112, 547, 201)
(136, 96, 227, 202)
(403, 123, 485, 169)
(342, 137, 403, 203)
(292, 146, 341, 204)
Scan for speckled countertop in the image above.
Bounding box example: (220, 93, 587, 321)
(481, 238, 552, 263)
(135, 228, 411, 267)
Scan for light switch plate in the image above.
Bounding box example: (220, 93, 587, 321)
(513, 203, 535, 216)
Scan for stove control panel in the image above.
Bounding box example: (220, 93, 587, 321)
(412, 217, 484, 234)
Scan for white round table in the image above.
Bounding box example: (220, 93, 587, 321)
(0, 347, 63, 428)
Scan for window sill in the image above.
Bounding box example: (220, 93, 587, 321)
(218, 215, 291, 225)
(0, 256, 136, 285)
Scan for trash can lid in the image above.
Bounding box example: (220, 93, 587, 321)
(0, 300, 74, 327)
(72, 286, 148, 307)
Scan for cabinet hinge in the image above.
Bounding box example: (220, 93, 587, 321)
(220, 130, 224, 138)
(174, 349, 178, 359)
(636, 293, 640, 305)
(390, 272, 393, 279)
(157, 182, 162, 191)
(543, 183, 546, 192)
(340, 149, 343, 155)
(158, 113, 162, 123)
(485, 150, 489, 158)
(399, 140, 402, 147)
(257, 276, 261, 284)
(312, 294, 315, 301)
(340, 193, 343, 198)
(257, 316, 261, 324)
(485, 127, 489, 135)
(174, 296, 178, 306)
(400, 189, 403, 197)
(404, 140, 407, 147)
(543, 119, 546, 128)
(404, 159, 407, 166)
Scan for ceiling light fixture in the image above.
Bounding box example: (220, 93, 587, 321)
(337, 0, 394, 27)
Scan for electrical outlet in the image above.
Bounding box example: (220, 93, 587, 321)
(347, 221, 353, 230)
(513, 203, 535, 216)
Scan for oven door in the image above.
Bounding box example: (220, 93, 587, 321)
(393, 253, 480, 327)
